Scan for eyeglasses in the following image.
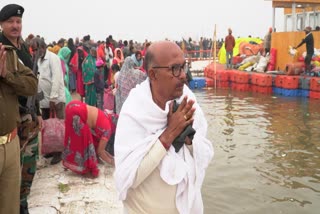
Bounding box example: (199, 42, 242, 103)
(152, 62, 187, 77)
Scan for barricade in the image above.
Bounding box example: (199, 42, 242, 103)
(229, 70, 238, 83)
(251, 73, 273, 87)
(231, 83, 251, 92)
(206, 70, 212, 78)
(310, 77, 320, 92)
(275, 75, 284, 88)
(216, 81, 229, 89)
(309, 91, 320, 99)
(203, 67, 208, 77)
(235, 72, 250, 84)
(214, 70, 229, 82)
(252, 85, 272, 94)
(282, 76, 299, 89)
(206, 78, 214, 87)
(202, 63, 317, 99)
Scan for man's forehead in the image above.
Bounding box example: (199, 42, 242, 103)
(5, 16, 22, 21)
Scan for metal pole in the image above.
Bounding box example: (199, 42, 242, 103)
(314, 7, 317, 29)
(292, 3, 296, 31)
(272, 7, 276, 31)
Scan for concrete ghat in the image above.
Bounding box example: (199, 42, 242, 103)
(28, 157, 123, 214)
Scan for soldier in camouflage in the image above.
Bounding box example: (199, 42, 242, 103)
(0, 4, 42, 214)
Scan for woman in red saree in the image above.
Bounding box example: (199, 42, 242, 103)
(69, 47, 88, 101)
(62, 100, 117, 177)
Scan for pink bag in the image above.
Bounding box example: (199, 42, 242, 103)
(41, 117, 65, 155)
(103, 88, 115, 111)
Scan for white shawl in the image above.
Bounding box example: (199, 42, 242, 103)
(114, 78, 214, 214)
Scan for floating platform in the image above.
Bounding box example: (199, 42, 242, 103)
(192, 63, 320, 99)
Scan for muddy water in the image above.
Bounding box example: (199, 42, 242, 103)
(196, 88, 320, 214)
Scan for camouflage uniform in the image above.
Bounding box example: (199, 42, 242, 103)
(18, 118, 40, 210)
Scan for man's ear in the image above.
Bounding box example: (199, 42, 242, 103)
(148, 68, 157, 80)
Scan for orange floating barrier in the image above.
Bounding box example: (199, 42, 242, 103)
(235, 72, 250, 84)
(229, 70, 239, 83)
(216, 81, 229, 89)
(233, 83, 251, 91)
(310, 77, 320, 92)
(203, 67, 208, 77)
(214, 70, 229, 82)
(275, 75, 284, 88)
(206, 78, 214, 87)
(309, 91, 320, 99)
(252, 85, 272, 94)
(251, 73, 273, 87)
(282, 76, 299, 89)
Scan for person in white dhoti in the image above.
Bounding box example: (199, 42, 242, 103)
(114, 41, 214, 214)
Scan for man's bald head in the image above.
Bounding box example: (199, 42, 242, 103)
(145, 41, 182, 73)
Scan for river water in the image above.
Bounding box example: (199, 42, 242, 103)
(197, 88, 320, 214)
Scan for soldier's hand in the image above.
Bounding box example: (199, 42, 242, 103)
(0, 44, 7, 78)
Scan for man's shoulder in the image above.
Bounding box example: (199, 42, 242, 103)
(308, 33, 314, 39)
(46, 50, 60, 60)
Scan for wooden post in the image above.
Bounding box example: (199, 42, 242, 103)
(213, 24, 217, 90)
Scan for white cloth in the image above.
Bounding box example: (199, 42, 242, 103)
(38, 50, 66, 108)
(114, 78, 214, 214)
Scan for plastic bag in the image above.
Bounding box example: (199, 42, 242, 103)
(288, 46, 298, 57)
(41, 118, 65, 155)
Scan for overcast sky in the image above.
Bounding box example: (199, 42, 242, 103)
(1, 0, 284, 43)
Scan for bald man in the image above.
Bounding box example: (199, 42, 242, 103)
(114, 41, 214, 213)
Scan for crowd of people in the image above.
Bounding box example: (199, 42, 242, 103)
(0, 3, 213, 214)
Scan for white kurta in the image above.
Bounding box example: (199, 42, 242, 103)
(38, 50, 66, 108)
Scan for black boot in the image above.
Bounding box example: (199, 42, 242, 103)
(20, 204, 29, 214)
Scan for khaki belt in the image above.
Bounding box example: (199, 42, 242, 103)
(0, 128, 17, 145)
